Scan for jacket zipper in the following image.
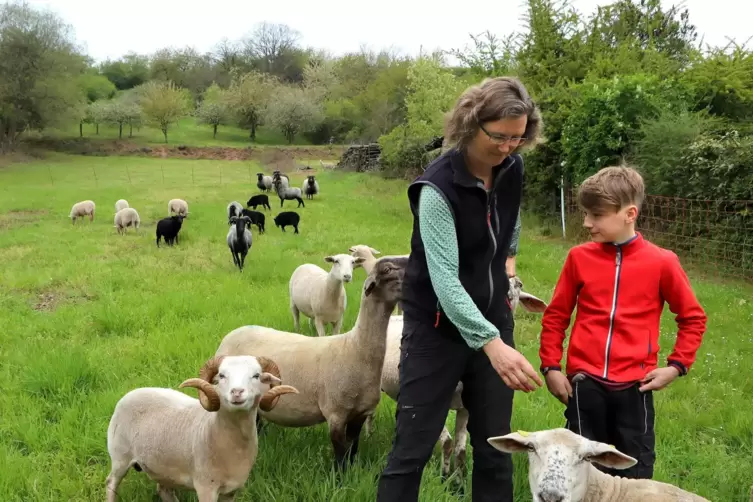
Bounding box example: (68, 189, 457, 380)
(602, 247, 623, 378)
(485, 190, 497, 313)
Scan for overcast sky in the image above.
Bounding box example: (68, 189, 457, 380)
(24, 0, 753, 64)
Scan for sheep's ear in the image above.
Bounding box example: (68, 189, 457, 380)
(364, 276, 377, 296)
(370, 247, 381, 255)
(519, 292, 548, 313)
(354, 257, 365, 265)
(487, 431, 535, 453)
(260, 373, 282, 386)
(348, 247, 356, 253)
(584, 440, 637, 470)
(324, 256, 335, 263)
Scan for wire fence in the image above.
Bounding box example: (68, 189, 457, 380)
(562, 187, 753, 281)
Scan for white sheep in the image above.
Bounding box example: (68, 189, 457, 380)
(214, 256, 409, 472)
(114, 207, 141, 235)
(289, 253, 364, 337)
(69, 200, 95, 223)
(363, 275, 549, 484)
(487, 428, 711, 502)
(105, 354, 298, 502)
(167, 198, 189, 218)
(114, 199, 129, 212)
(348, 244, 409, 314)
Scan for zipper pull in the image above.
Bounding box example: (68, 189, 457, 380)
(434, 310, 440, 328)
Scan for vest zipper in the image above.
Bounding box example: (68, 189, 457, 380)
(602, 247, 623, 378)
(486, 193, 497, 313)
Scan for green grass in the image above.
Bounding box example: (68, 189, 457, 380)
(0, 153, 751, 501)
(23, 118, 322, 148)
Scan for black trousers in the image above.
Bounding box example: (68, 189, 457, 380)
(376, 317, 515, 502)
(564, 374, 656, 479)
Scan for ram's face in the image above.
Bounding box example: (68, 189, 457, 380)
(215, 356, 267, 411)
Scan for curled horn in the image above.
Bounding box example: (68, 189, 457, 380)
(179, 355, 225, 412)
(257, 356, 298, 411)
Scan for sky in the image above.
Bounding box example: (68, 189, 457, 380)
(23, 0, 753, 64)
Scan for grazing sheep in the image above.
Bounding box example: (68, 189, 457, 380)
(273, 179, 305, 208)
(227, 215, 252, 271)
(363, 275, 549, 484)
(114, 199, 129, 212)
(105, 355, 298, 502)
(256, 172, 273, 192)
(114, 207, 141, 235)
(156, 215, 185, 247)
(227, 201, 243, 223)
(274, 211, 300, 234)
(487, 428, 711, 502)
(167, 198, 189, 218)
(241, 208, 265, 234)
(214, 256, 409, 471)
(302, 175, 319, 199)
(272, 170, 289, 189)
(247, 194, 271, 211)
(69, 200, 96, 223)
(289, 254, 364, 337)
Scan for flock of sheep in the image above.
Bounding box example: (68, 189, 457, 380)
(70, 169, 720, 502)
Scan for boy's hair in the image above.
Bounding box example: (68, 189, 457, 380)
(577, 165, 645, 213)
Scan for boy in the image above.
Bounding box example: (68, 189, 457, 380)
(538, 165, 707, 479)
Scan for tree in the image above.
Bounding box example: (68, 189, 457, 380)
(136, 80, 191, 143)
(195, 83, 229, 138)
(241, 22, 302, 79)
(99, 53, 150, 90)
(224, 71, 276, 141)
(264, 85, 323, 143)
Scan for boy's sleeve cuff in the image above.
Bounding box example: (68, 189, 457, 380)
(667, 360, 688, 376)
(540, 365, 561, 375)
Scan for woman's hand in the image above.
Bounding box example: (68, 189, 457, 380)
(483, 338, 543, 392)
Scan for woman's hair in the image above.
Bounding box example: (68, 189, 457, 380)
(444, 76, 543, 152)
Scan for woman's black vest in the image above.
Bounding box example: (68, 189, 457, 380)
(401, 147, 524, 346)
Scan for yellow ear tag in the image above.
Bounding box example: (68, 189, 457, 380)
(608, 444, 615, 448)
(517, 430, 530, 437)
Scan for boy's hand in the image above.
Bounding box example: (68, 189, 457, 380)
(545, 370, 572, 405)
(639, 366, 680, 392)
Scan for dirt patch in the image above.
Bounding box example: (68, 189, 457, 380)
(28, 287, 96, 312)
(33, 292, 59, 312)
(0, 209, 48, 230)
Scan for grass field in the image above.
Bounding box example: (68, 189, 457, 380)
(0, 154, 751, 501)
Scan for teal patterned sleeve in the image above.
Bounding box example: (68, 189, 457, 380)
(508, 208, 521, 257)
(417, 184, 501, 350)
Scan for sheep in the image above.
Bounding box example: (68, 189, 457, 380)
(348, 244, 409, 314)
(214, 256, 409, 471)
(227, 215, 252, 272)
(272, 170, 289, 189)
(241, 208, 265, 234)
(487, 428, 711, 502)
(247, 194, 271, 211)
(114, 207, 141, 235)
(362, 275, 549, 484)
(256, 172, 273, 192)
(167, 198, 189, 218)
(289, 254, 364, 337)
(69, 200, 95, 223)
(227, 201, 243, 224)
(302, 175, 319, 199)
(104, 354, 298, 502)
(273, 179, 305, 208)
(274, 211, 300, 234)
(156, 215, 185, 247)
(115, 199, 129, 212)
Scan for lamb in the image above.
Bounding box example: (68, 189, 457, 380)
(69, 200, 95, 223)
(115, 199, 129, 212)
(363, 275, 549, 484)
(227, 215, 252, 271)
(167, 198, 189, 218)
(104, 354, 298, 502)
(227, 201, 243, 224)
(114, 207, 141, 235)
(241, 208, 265, 234)
(487, 428, 711, 502)
(272, 170, 289, 189)
(247, 194, 271, 211)
(302, 175, 319, 199)
(288, 253, 364, 337)
(156, 215, 185, 247)
(256, 172, 273, 192)
(273, 179, 305, 208)
(214, 256, 409, 471)
(273, 211, 299, 233)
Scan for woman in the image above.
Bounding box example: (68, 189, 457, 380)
(376, 76, 544, 502)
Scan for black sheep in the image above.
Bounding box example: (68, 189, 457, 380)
(274, 211, 300, 234)
(246, 194, 271, 211)
(241, 208, 265, 234)
(156, 215, 185, 247)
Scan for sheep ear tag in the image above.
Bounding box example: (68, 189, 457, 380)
(517, 430, 530, 437)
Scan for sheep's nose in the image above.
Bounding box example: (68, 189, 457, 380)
(230, 388, 246, 400)
(538, 491, 565, 502)
(343, 274, 352, 282)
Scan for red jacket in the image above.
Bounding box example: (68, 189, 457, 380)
(539, 233, 707, 383)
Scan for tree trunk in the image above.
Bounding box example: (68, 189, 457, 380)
(162, 126, 168, 143)
(96, 123, 99, 135)
(119, 123, 123, 139)
(129, 122, 133, 138)
(79, 122, 83, 137)
(249, 121, 257, 141)
(213, 124, 218, 138)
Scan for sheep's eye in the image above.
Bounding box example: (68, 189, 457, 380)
(218, 373, 226, 379)
(253, 373, 260, 379)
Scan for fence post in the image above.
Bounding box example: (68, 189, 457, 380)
(560, 174, 566, 239)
